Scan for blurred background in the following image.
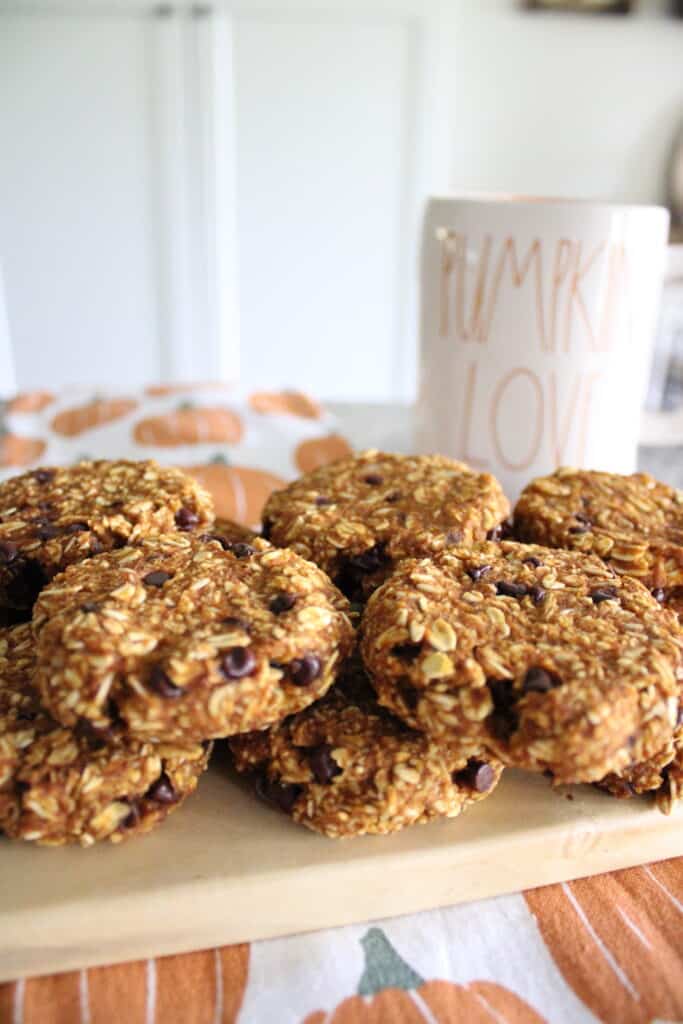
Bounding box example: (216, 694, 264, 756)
(1, 0, 682, 403)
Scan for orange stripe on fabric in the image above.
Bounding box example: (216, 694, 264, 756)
(154, 950, 217, 1024)
(22, 972, 81, 1024)
(0, 981, 16, 1024)
(86, 960, 148, 1024)
(218, 945, 250, 1024)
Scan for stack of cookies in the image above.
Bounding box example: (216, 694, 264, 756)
(1, 452, 682, 847)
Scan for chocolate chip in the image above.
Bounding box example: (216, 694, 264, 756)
(33, 469, 55, 484)
(652, 588, 666, 603)
(146, 772, 177, 804)
(487, 678, 518, 740)
(453, 760, 496, 793)
(90, 537, 104, 555)
(309, 743, 342, 784)
(391, 642, 421, 662)
(66, 522, 89, 534)
(466, 564, 491, 582)
(199, 532, 228, 548)
(496, 581, 527, 599)
(74, 717, 110, 749)
(314, 495, 332, 507)
(221, 646, 256, 678)
(122, 800, 141, 829)
(397, 678, 419, 711)
(143, 570, 172, 587)
(175, 507, 199, 530)
(288, 654, 321, 686)
(255, 774, 302, 813)
(445, 530, 463, 545)
(363, 473, 383, 485)
(148, 665, 183, 698)
(568, 525, 590, 535)
(269, 592, 296, 614)
(36, 524, 59, 541)
(385, 491, 401, 503)
(574, 513, 592, 525)
(590, 586, 618, 604)
(529, 585, 546, 605)
(522, 556, 543, 568)
(229, 542, 255, 559)
(0, 541, 18, 564)
(523, 666, 561, 694)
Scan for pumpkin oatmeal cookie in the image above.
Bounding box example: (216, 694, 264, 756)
(33, 533, 354, 743)
(0, 624, 209, 846)
(229, 659, 502, 838)
(262, 451, 509, 601)
(0, 460, 214, 616)
(514, 468, 683, 603)
(360, 541, 683, 784)
(598, 718, 683, 813)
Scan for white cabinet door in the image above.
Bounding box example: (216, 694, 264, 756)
(0, 9, 163, 391)
(0, 1, 451, 401)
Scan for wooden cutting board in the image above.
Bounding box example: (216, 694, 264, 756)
(2, 749, 683, 982)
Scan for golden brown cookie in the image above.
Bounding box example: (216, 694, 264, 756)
(229, 661, 502, 838)
(262, 450, 509, 601)
(0, 460, 214, 615)
(33, 533, 354, 743)
(360, 541, 682, 784)
(514, 467, 683, 601)
(598, 715, 683, 813)
(0, 624, 209, 846)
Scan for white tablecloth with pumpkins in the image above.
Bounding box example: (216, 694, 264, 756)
(0, 383, 681, 1024)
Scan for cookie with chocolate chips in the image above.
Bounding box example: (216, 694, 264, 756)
(229, 658, 502, 838)
(597, 715, 683, 813)
(514, 467, 683, 606)
(262, 450, 509, 601)
(32, 533, 354, 744)
(360, 541, 683, 784)
(0, 460, 214, 616)
(0, 624, 210, 846)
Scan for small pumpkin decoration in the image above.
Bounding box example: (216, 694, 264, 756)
(0, 432, 46, 467)
(249, 390, 322, 420)
(295, 433, 352, 474)
(303, 927, 546, 1024)
(51, 398, 138, 437)
(134, 405, 243, 447)
(6, 391, 54, 414)
(525, 858, 683, 1024)
(183, 458, 285, 525)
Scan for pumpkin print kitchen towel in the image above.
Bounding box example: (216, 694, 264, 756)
(0, 385, 352, 525)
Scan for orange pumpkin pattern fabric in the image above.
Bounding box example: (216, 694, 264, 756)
(0, 433, 46, 467)
(301, 928, 546, 1024)
(183, 461, 286, 524)
(249, 390, 322, 420)
(525, 859, 683, 1024)
(51, 398, 138, 437)
(133, 407, 244, 447)
(0, 945, 249, 1024)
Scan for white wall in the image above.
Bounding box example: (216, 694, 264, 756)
(450, 0, 683, 205)
(0, 0, 681, 403)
